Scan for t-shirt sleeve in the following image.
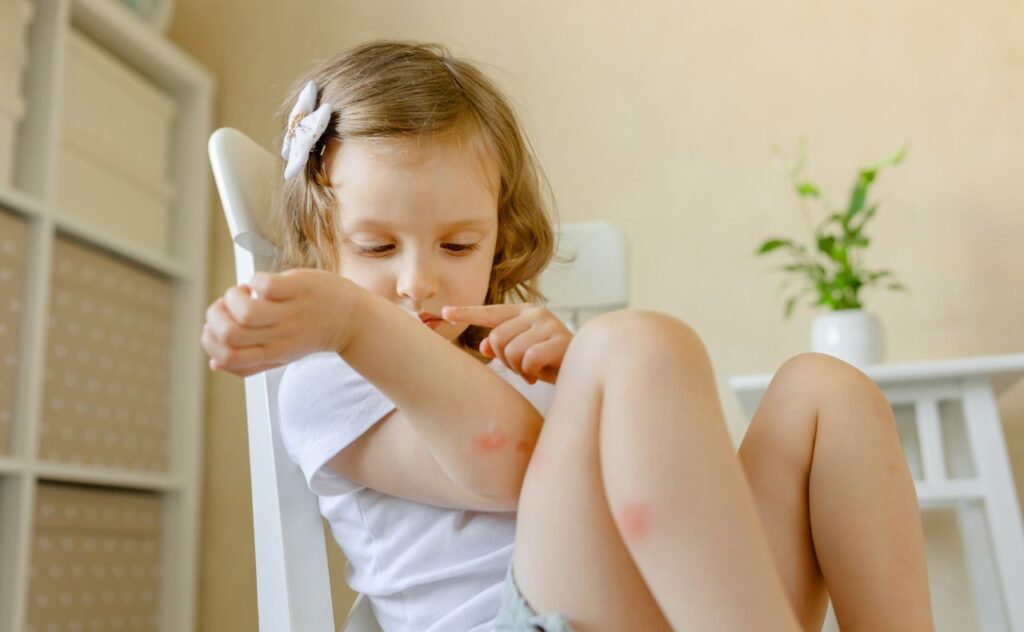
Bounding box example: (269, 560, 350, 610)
(278, 352, 397, 496)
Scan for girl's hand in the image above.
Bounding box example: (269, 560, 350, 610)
(201, 269, 360, 377)
(441, 304, 572, 385)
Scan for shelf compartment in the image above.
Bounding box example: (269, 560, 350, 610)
(39, 236, 173, 474)
(26, 481, 163, 632)
(56, 28, 177, 256)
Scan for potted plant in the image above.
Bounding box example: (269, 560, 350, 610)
(755, 142, 909, 367)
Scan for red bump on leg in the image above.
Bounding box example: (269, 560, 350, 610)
(473, 430, 510, 454)
(617, 502, 652, 542)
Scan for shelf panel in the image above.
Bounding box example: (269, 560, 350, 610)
(0, 185, 51, 221)
(0, 461, 33, 632)
(33, 461, 179, 493)
(0, 457, 27, 475)
(53, 210, 190, 281)
(0, 184, 190, 281)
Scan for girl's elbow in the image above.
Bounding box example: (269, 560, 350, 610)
(463, 464, 525, 511)
(471, 489, 520, 513)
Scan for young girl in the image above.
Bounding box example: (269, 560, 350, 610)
(201, 41, 934, 631)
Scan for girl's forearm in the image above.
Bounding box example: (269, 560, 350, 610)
(335, 282, 544, 501)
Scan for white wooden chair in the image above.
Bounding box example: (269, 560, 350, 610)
(207, 127, 628, 631)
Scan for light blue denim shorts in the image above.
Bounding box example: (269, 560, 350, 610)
(494, 563, 575, 631)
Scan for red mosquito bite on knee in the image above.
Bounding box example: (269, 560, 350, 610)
(473, 430, 510, 454)
(617, 502, 652, 542)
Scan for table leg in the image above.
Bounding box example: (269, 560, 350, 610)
(958, 502, 1009, 632)
(963, 379, 1024, 631)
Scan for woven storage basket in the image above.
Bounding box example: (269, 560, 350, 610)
(27, 482, 163, 632)
(39, 237, 173, 472)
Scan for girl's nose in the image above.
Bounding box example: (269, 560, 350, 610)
(396, 256, 438, 302)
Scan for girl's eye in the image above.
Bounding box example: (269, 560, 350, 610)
(443, 243, 479, 254)
(358, 244, 394, 256)
(355, 243, 479, 256)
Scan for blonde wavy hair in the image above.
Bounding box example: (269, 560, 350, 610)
(270, 40, 557, 355)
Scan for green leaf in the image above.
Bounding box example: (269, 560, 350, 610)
(838, 234, 865, 249)
(846, 145, 908, 221)
(864, 144, 909, 171)
(795, 182, 820, 197)
(780, 264, 815, 280)
(833, 269, 857, 289)
(784, 295, 798, 319)
(846, 170, 875, 219)
(848, 204, 878, 236)
(756, 238, 793, 255)
(864, 270, 894, 282)
(814, 212, 846, 236)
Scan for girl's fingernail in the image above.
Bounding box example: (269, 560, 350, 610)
(442, 307, 454, 322)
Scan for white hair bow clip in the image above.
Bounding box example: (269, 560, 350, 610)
(281, 80, 333, 180)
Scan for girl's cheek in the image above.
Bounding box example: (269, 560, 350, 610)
(340, 266, 391, 297)
(465, 261, 494, 301)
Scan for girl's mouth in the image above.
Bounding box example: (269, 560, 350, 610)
(417, 311, 443, 330)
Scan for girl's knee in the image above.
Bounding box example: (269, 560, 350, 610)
(776, 352, 879, 396)
(567, 308, 706, 364)
(774, 352, 894, 428)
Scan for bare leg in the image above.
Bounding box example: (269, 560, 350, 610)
(513, 310, 800, 631)
(739, 353, 933, 631)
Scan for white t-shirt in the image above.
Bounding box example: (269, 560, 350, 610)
(278, 351, 555, 632)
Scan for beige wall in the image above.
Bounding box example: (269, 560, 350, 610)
(169, 2, 1024, 630)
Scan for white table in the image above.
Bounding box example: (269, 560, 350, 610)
(730, 353, 1024, 632)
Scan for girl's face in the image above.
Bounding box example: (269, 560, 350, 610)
(326, 135, 500, 342)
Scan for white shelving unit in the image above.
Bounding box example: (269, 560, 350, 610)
(0, 1, 213, 631)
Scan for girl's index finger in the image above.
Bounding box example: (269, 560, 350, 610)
(442, 304, 524, 327)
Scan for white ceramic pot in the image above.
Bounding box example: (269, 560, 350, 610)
(810, 309, 884, 367)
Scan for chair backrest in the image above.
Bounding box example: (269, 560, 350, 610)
(207, 127, 629, 632)
(208, 128, 337, 632)
(541, 221, 629, 330)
